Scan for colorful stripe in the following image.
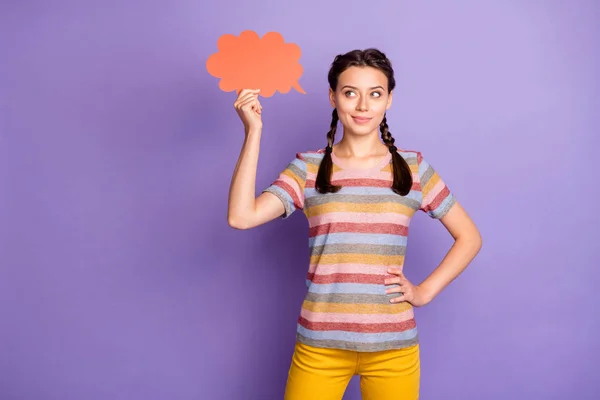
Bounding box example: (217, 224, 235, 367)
(263, 148, 456, 352)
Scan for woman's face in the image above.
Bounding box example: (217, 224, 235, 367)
(329, 66, 393, 136)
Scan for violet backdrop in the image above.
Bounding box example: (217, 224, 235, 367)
(1, 0, 598, 399)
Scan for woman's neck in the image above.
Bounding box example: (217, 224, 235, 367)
(334, 130, 388, 158)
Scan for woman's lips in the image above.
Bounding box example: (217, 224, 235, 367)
(352, 116, 372, 124)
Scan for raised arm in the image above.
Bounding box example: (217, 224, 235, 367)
(227, 89, 286, 230)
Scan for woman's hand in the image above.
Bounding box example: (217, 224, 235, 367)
(384, 268, 432, 307)
(234, 88, 262, 133)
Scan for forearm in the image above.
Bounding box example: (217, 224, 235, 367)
(227, 129, 262, 224)
(418, 234, 482, 303)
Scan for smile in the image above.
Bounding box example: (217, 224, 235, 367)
(351, 116, 372, 124)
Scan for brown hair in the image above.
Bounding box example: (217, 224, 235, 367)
(315, 48, 413, 196)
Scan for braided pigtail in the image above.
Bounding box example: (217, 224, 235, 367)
(380, 114, 412, 195)
(315, 109, 342, 194)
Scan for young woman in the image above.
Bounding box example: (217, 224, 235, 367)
(227, 48, 482, 400)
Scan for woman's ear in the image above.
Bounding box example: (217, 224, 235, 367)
(329, 88, 336, 108)
(386, 90, 393, 110)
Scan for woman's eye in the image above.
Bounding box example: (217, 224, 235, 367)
(344, 90, 382, 97)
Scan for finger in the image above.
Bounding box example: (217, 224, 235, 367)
(386, 282, 410, 292)
(238, 96, 260, 110)
(384, 277, 401, 285)
(245, 99, 261, 114)
(241, 99, 262, 116)
(396, 272, 409, 283)
(235, 92, 259, 107)
(237, 89, 260, 102)
(387, 267, 402, 275)
(235, 89, 249, 101)
(237, 88, 260, 97)
(235, 90, 260, 104)
(390, 294, 406, 303)
(249, 97, 262, 111)
(385, 286, 404, 295)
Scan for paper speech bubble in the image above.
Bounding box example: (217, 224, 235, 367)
(206, 30, 306, 97)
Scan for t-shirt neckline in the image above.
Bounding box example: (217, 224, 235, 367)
(326, 148, 392, 172)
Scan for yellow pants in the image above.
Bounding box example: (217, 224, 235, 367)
(284, 341, 420, 400)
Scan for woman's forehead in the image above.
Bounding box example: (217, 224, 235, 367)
(337, 66, 388, 88)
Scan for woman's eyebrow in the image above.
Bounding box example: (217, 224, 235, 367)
(341, 85, 384, 90)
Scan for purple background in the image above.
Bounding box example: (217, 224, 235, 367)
(1, 1, 598, 399)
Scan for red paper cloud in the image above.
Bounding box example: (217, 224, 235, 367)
(206, 30, 306, 97)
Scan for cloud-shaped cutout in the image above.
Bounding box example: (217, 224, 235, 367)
(206, 30, 306, 97)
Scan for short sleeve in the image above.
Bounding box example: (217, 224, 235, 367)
(262, 153, 307, 219)
(417, 152, 457, 219)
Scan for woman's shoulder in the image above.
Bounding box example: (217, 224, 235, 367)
(393, 147, 423, 164)
(292, 148, 327, 165)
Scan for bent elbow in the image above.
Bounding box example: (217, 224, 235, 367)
(471, 230, 483, 253)
(227, 215, 251, 230)
(457, 229, 482, 254)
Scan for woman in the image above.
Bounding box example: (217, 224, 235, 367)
(227, 48, 482, 400)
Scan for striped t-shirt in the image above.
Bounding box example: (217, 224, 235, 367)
(263, 147, 456, 352)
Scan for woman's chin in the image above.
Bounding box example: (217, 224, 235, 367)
(345, 124, 379, 136)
